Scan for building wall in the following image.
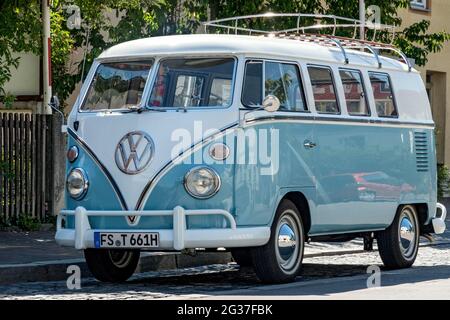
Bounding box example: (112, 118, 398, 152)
(0, 52, 43, 113)
(400, 0, 450, 165)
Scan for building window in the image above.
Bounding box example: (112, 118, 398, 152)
(410, 0, 428, 10)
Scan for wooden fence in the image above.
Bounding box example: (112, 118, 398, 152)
(0, 113, 55, 222)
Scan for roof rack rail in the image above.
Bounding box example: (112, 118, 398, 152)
(203, 13, 412, 72)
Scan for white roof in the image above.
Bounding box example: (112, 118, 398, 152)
(98, 34, 413, 72)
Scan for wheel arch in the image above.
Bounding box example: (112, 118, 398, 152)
(279, 191, 312, 234)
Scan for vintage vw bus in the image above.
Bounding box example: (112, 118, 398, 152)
(56, 14, 447, 283)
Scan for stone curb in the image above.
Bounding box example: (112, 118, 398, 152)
(0, 252, 233, 285)
(0, 241, 448, 285)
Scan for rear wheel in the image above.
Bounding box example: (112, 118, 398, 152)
(377, 205, 420, 269)
(84, 249, 140, 282)
(251, 199, 305, 283)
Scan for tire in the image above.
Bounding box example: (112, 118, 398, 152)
(377, 205, 420, 269)
(230, 248, 253, 267)
(251, 199, 305, 283)
(84, 249, 140, 282)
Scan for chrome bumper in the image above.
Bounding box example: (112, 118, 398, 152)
(432, 203, 447, 234)
(55, 206, 270, 250)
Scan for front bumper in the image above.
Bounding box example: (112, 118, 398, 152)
(55, 206, 270, 250)
(432, 203, 447, 234)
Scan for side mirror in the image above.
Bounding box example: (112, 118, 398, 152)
(262, 95, 280, 113)
(51, 95, 60, 109)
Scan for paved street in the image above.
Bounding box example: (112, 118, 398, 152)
(1, 242, 448, 300)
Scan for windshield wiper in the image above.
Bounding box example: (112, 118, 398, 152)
(123, 105, 166, 113)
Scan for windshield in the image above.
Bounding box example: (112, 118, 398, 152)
(148, 57, 235, 109)
(81, 60, 154, 111)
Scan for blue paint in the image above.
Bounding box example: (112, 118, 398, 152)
(65, 135, 125, 229)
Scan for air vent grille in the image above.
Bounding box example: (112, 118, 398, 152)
(414, 131, 429, 172)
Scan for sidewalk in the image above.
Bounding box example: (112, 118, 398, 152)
(0, 216, 448, 284)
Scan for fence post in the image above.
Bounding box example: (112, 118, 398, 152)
(51, 113, 66, 217)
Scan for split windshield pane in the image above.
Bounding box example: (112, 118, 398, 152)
(148, 58, 235, 108)
(81, 61, 153, 111)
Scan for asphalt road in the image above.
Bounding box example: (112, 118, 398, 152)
(1, 242, 449, 300)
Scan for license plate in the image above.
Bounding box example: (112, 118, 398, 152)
(94, 232, 159, 248)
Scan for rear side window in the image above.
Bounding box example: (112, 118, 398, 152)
(308, 66, 339, 114)
(242, 60, 307, 112)
(82, 61, 153, 111)
(368, 72, 398, 117)
(339, 69, 369, 116)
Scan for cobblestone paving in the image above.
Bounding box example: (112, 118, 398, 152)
(1, 243, 448, 300)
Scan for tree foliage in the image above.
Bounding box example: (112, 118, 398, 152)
(0, 0, 42, 107)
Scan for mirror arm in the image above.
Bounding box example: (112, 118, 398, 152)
(48, 96, 67, 133)
(239, 106, 263, 128)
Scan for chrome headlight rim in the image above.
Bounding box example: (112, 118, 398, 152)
(184, 166, 221, 199)
(66, 168, 89, 200)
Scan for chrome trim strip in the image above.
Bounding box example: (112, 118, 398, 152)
(241, 113, 435, 128)
(67, 128, 128, 210)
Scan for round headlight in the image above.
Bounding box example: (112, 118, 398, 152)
(67, 168, 89, 200)
(184, 167, 221, 199)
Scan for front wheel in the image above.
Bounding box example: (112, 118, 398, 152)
(251, 199, 305, 283)
(377, 205, 420, 269)
(84, 249, 140, 282)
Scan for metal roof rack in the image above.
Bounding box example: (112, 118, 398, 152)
(203, 13, 412, 72)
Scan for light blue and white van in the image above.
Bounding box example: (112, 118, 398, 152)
(56, 14, 447, 283)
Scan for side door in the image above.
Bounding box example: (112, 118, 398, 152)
(234, 59, 316, 227)
(310, 66, 395, 234)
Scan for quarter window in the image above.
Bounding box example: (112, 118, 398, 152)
(82, 61, 153, 111)
(242, 60, 307, 112)
(368, 72, 398, 117)
(308, 66, 339, 114)
(339, 69, 369, 116)
(149, 58, 235, 108)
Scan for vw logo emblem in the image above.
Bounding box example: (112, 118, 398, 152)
(115, 131, 154, 174)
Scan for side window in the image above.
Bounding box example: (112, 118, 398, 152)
(242, 60, 307, 111)
(242, 60, 263, 106)
(307, 66, 339, 114)
(265, 62, 307, 112)
(368, 72, 398, 117)
(339, 69, 369, 116)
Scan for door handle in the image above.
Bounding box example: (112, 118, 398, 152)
(303, 140, 317, 149)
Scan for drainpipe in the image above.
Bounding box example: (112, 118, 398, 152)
(359, 0, 365, 41)
(42, 0, 52, 114)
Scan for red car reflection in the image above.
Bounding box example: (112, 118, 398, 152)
(353, 172, 415, 201)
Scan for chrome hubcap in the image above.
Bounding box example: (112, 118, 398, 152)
(398, 208, 417, 259)
(108, 250, 133, 268)
(275, 211, 302, 273)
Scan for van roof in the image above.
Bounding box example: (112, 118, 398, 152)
(98, 34, 415, 73)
